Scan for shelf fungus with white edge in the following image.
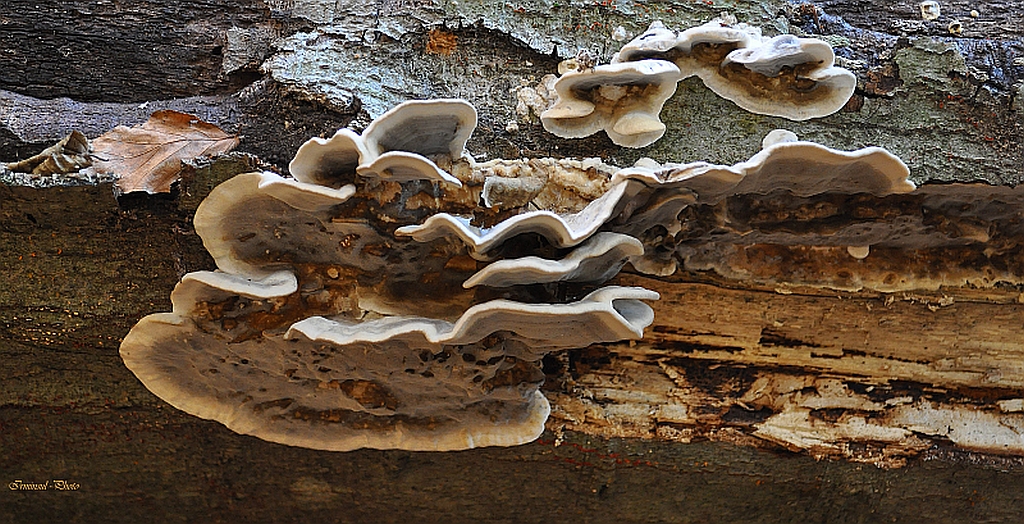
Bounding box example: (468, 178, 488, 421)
(540, 60, 682, 148)
(122, 99, 1024, 454)
(289, 98, 474, 188)
(607, 130, 1024, 292)
(542, 19, 857, 147)
(715, 34, 856, 121)
(120, 99, 660, 452)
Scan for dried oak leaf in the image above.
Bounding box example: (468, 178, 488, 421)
(92, 110, 239, 194)
(6, 130, 92, 175)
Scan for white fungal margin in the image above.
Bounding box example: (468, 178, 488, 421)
(543, 19, 857, 147)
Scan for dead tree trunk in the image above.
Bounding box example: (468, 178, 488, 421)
(3, 1, 1024, 522)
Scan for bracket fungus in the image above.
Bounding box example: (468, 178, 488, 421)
(395, 181, 632, 257)
(542, 19, 856, 147)
(289, 99, 474, 188)
(604, 130, 1024, 292)
(714, 35, 857, 121)
(122, 99, 1024, 453)
(121, 99, 659, 452)
(462, 232, 644, 288)
(540, 60, 682, 148)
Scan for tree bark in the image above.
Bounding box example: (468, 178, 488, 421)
(3, 1, 1024, 522)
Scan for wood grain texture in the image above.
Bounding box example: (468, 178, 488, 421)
(546, 272, 1024, 465)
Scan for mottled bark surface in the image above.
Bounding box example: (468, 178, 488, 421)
(3, 0, 1024, 522)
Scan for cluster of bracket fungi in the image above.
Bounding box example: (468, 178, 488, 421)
(542, 19, 857, 147)
(121, 22, 1024, 453)
(121, 99, 661, 452)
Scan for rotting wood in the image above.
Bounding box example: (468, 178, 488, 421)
(550, 272, 1024, 467)
(4, 0, 1024, 521)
